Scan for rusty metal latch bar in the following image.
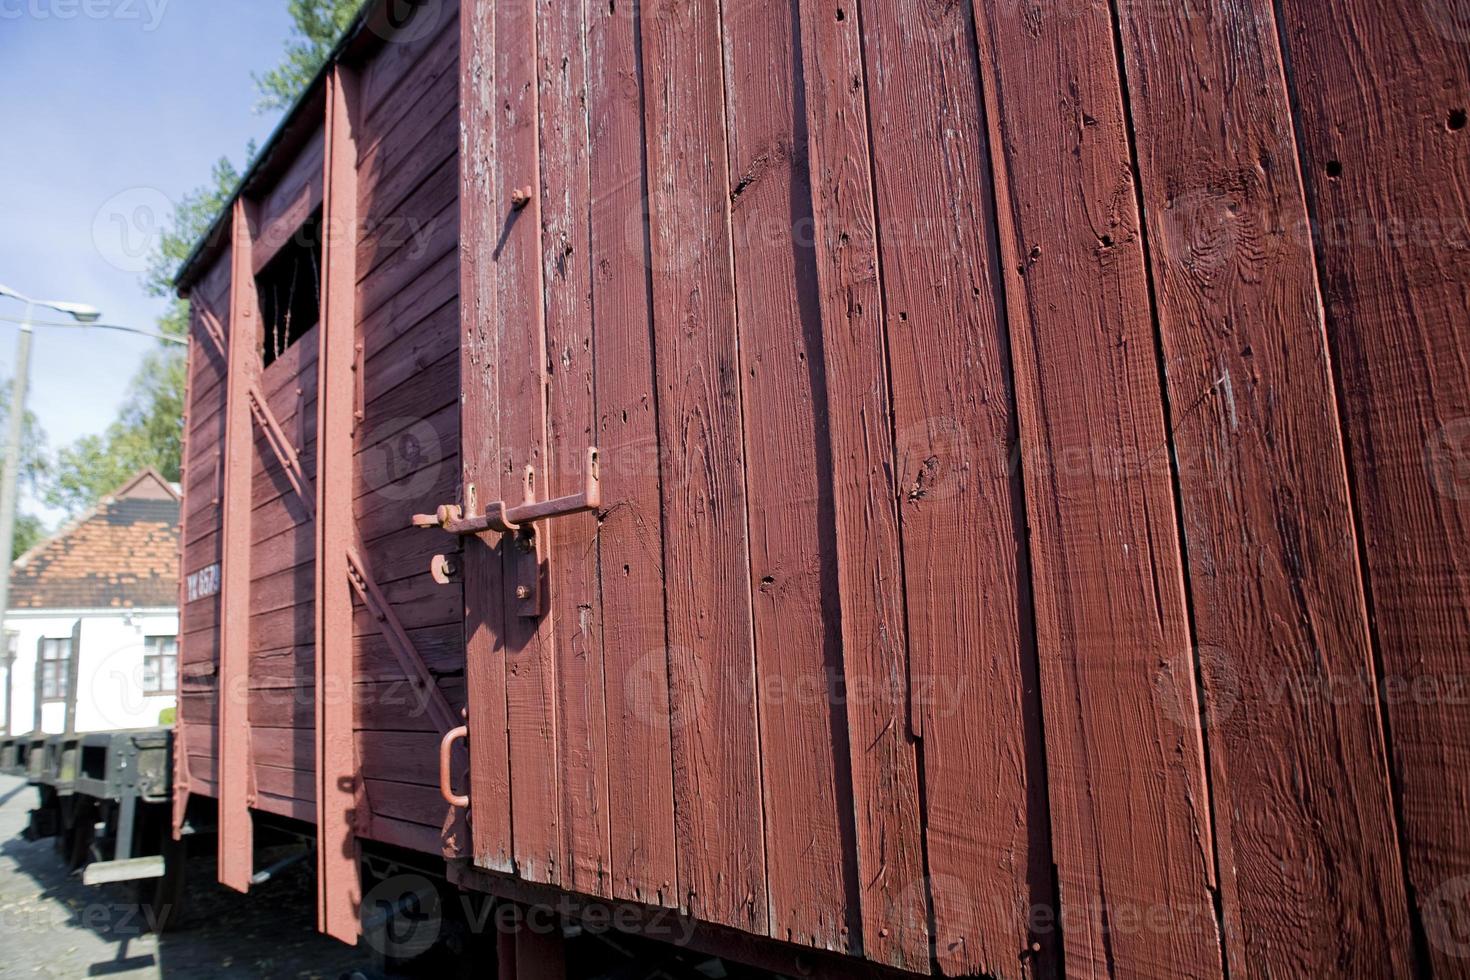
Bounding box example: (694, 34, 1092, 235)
(412, 447, 601, 617)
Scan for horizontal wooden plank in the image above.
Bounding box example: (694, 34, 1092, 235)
(356, 200, 458, 323)
(359, 6, 458, 140)
(358, 150, 457, 281)
(254, 762, 315, 805)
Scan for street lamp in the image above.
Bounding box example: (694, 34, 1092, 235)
(0, 285, 105, 730)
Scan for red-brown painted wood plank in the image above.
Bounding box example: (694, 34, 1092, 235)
(515, 920, 567, 980)
(254, 125, 325, 277)
(639, 0, 766, 933)
(218, 198, 261, 891)
(969, 2, 1226, 976)
(1274, 1, 1470, 969)
(1114, 2, 1413, 974)
(314, 63, 363, 944)
(174, 306, 203, 839)
(794, 1, 928, 968)
(493, 0, 561, 888)
(459, 0, 513, 874)
(585, 0, 678, 911)
(720, 0, 853, 954)
(857, 2, 1046, 974)
(536, 0, 610, 900)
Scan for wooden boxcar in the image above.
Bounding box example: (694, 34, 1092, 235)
(173, 0, 1469, 976)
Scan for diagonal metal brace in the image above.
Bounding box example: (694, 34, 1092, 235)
(347, 547, 458, 734)
(247, 379, 453, 734)
(197, 308, 228, 362)
(248, 385, 316, 519)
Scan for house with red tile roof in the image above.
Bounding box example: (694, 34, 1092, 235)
(2, 469, 179, 735)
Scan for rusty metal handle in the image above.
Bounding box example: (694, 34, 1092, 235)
(439, 725, 469, 809)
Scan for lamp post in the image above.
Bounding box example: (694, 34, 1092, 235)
(0, 284, 102, 734)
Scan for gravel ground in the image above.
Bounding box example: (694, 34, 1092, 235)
(0, 773, 372, 979)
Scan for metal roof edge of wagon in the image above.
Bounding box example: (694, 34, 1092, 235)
(172, 0, 435, 295)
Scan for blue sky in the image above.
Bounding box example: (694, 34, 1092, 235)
(0, 0, 297, 526)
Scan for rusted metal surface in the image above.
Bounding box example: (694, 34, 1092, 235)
(314, 63, 363, 944)
(438, 724, 468, 809)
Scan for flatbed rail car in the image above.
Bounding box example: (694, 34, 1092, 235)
(0, 727, 185, 927)
(171, 0, 1469, 976)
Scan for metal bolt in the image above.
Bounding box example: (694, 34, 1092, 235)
(510, 186, 533, 210)
(515, 585, 532, 600)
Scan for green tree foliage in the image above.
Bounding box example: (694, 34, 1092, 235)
(253, 0, 368, 111)
(43, 1, 362, 516)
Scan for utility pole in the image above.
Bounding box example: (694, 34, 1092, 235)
(0, 307, 35, 640)
(0, 285, 102, 735)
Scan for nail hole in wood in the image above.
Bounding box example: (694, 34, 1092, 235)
(1325, 160, 1343, 178)
(1449, 109, 1467, 132)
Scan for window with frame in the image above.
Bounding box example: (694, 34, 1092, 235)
(39, 637, 72, 702)
(142, 636, 178, 695)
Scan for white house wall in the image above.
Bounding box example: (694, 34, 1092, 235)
(4, 608, 178, 736)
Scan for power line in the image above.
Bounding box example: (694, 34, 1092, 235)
(0, 313, 186, 346)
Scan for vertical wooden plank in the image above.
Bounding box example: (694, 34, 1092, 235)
(1113, 2, 1413, 974)
(173, 334, 199, 839)
(537, 0, 610, 900)
(219, 197, 260, 892)
(460, 0, 514, 873)
(316, 63, 363, 945)
(967, 2, 1228, 976)
(1274, 1, 1470, 970)
(640, 0, 767, 932)
(514, 914, 567, 980)
(719, 0, 854, 955)
(795, 0, 929, 970)
(495, 0, 561, 887)
(856, 2, 1047, 975)
(586, 0, 679, 909)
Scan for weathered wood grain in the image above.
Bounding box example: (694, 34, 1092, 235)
(219, 198, 261, 891)
(720, 0, 853, 953)
(459, 0, 513, 873)
(1274, 0, 1470, 970)
(968, 0, 1228, 975)
(585, 0, 678, 910)
(1114, 1, 1413, 974)
(794, 0, 928, 968)
(314, 62, 362, 943)
(537, 0, 610, 900)
(492, 0, 562, 888)
(639, 0, 766, 933)
(857, 1, 1045, 973)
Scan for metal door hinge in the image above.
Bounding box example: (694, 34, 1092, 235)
(413, 447, 600, 617)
